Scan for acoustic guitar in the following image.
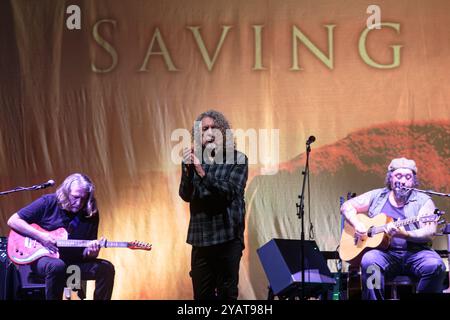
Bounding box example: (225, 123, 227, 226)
(7, 223, 152, 265)
(339, 209, 443, 265)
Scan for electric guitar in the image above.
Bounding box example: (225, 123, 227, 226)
(7, 223, 152, 265)
(339, 209, 444, 265)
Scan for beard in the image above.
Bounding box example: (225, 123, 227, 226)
(393, 187, 411, 203)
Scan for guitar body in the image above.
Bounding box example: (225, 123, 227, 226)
(339, 213, 392, 266)
(7, 224, 68, 265)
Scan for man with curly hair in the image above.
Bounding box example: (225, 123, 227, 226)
(179, 110, 248, 300)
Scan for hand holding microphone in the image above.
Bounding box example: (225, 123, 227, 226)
(182, 148, 194, 177)
(182, 147, 203, 165)
(182, 147, 193, 165)
(182, 148, 205, 177)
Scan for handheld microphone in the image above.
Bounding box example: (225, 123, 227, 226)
(306, 135, 316, 145)
(34, 180, 55, 190)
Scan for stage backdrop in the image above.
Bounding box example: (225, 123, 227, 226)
(0, 0, 448, 299)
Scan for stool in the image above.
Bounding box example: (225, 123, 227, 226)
(385, 275, 417, 300)
(16, 264, 46, 299)
(16, 264, 87, 300)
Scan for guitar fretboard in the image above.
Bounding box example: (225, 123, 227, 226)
(371, 216, 420, 235)
(56, 240, 129, 248)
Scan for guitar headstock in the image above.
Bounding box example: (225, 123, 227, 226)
(431, 209, 448, 236)
(420, 209, 446, 223)
(128, 240, 152, 251)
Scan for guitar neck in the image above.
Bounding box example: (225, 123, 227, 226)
(371, 216, 419, 235)
(56, 240, 129, 248)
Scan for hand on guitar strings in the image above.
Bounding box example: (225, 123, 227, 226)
(384, 222, 399, 237)
(84, 237, 105, 258)
(38, 232, 58, 254)
(383, 222, 396, 237)
(384, 222, 409, 237)
(354, 221, 368, 241)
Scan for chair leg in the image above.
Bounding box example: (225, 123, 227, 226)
(267, 286, 274, 300)
(63, 287, 72, 300)
(391, 285, 398, 300)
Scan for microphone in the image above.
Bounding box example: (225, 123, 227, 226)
(394, 181, 411, 192)
(34, 180, 55, 190)
(306, 135, 316, 145)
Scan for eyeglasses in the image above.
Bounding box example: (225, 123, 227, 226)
(394, 173, 413, 180)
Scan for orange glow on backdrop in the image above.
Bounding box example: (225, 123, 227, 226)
(0, 0, 448, 299)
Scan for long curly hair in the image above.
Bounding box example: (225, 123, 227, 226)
(192, 110, 235, 150)
(56, 173, 98, 217)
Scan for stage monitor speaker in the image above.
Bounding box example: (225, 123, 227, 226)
(257, 238, 335, 296)
(1, 236, 10, 299)
(0, 236, 20, 300)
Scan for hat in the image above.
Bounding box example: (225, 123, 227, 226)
(388, 157, 417, 173)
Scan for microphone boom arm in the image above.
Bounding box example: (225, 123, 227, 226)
(403, 187, 450, 198)
(0, 180, 55, 196)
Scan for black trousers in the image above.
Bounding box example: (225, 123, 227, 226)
(191, 239, 244, 300)
(31, 257, 115, 300)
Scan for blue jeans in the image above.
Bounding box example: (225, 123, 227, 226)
(360, 247, 446, 300)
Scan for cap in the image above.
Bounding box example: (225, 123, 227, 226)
(388, 157, 417, 174)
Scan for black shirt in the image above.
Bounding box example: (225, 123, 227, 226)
(17, 194, 99, 262)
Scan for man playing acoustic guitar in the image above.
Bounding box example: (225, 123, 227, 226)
(340, 157, 445, 300)
(7, 173, 115, 300)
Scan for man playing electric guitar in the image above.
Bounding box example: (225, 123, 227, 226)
(7, 173, 115, 300)
(340, 158, 445, 300)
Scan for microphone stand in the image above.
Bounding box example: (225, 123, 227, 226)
(404, 186, 450, 292)
(296, 141, 312, 300)
(0, 183, 48, 196)
(405, 187, 450, 198)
